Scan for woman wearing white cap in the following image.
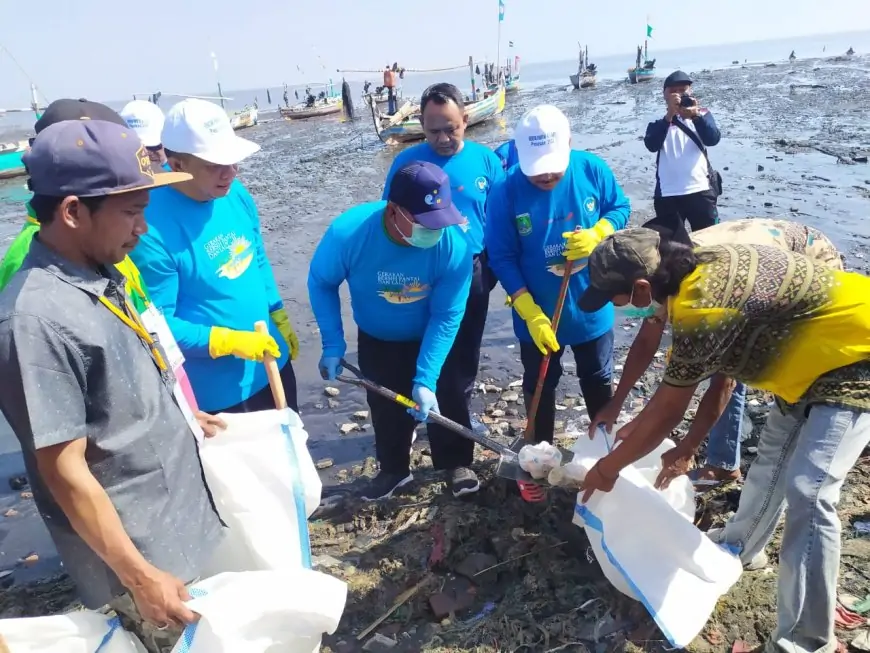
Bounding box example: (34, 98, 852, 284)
(120, 100, 167, 168)
(130, 98, 301, 416)
(485, 104, 631, 501)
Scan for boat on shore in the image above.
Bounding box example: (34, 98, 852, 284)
(570, 44, 597, 89)
(0, 140, 28, 180)
(628, 40, 655, 84)
(364, 85, 404, 110)
(230, 106, 258, 130)
(280, 82, 343, 120)
(367, 85, 506, 145)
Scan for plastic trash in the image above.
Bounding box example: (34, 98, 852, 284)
(0, 611, 146, 652)
(170, 570, 347, 653)
(571, 425, 742, 649)
(198, 408, 322, 575)
(547, 461, 587, 488)
(518, 441, 562, 479)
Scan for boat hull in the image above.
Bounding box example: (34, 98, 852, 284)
(230, 108, 258, 131)
(369, 86, 506, 145)
(628, 67, 655, 84)
(279, 100, 342, 120)
(0, 141, 27, 180)
(505, 77, 520, 93)
(570, 73, 596, 89)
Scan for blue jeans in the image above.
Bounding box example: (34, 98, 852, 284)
(716, 401, 870, 653)
(705, 381, 746, 471)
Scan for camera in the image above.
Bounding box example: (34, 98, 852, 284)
(680, 93, 697, 108)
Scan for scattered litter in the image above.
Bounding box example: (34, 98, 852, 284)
(852, 631, 870, 652)
(352, 410, 369, 420)
(8, 476, 28, 491)
(854, 521, 870, 535)
(836, 604, 866, 630)
(339, 423, 359, 435)
(518, 442, 562, 479)
(324, 386, 340, 397)
(362, 633, 398, 650)
(547, 462, 586, 488)
(4, 509, 19, 518)
(315, 458, 334, 469)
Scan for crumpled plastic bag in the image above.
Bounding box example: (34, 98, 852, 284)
(518, 442, 562, 479)
(547, 461, 587, 488)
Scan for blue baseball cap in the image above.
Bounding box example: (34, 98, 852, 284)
(23, 119, 191, 198)
(387, 160, 464, 229)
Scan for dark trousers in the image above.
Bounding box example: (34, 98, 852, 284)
(387, 88, 397, 115)
(653, 189, 719, 232)
(220, 361, 299, 414)
(359, 256, 490, 474)
(520, 330, 614, 443)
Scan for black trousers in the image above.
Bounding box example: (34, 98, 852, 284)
(359, 256, 491, 474)
(520, 330, 614, 443)
(653, 189, 719, 232)
(220, 360, 299, 414)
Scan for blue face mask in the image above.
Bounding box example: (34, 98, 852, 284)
(397, 207, 443, 249)
(614, 287, 661, 320)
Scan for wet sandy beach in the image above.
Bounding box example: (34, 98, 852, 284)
(0, 55, 869, 650)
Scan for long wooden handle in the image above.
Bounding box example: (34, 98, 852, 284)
(254, 320, 287, 410)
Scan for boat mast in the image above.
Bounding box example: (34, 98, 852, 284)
(29, 83, 41, 119)
(211, 52, 225, 109)
(468, 56, 477, 102)
(496, 3, 502, 86)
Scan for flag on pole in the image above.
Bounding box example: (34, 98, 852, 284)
(646, 24, 653, 38)
(499, 0, 505, 21)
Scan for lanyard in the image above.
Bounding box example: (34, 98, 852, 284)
(98, 296, 168, 372)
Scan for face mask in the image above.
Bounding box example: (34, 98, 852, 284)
(614, 287, 661, 319)
(404, 224, 443, 249)
(397, 207, 443, 249)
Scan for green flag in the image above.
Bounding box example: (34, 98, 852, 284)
(646, 24, 653, 37)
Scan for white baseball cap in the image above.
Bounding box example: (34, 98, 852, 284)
(514, 105, 572, 177)
(119, 100, 165, 148)
(161, 98, 260, 165)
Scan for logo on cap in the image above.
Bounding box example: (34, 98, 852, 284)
(424, 189, 443, 206)
(137, 144, 154, 180)
(515, 213, 532, 236)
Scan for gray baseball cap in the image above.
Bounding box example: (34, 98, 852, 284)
(23, 119, 191, 198)
(578, 228, 662, 312)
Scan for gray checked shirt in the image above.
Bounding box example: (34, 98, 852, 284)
(0, 239, 223, 608)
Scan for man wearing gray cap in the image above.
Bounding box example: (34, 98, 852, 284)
(0, 120, 224, 652)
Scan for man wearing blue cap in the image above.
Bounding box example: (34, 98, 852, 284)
(308, 160, 473, 501)
(0, 120, 224, 652)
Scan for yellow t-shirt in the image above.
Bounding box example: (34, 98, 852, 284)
(664, 244, 870, 406)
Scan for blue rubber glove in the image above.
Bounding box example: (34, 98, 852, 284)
(319, 356, 343, 380)
(408, 384, 439, 422)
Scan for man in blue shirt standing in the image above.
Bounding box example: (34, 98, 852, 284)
(131, 99, 300, 414)
(309, 161, 472, 501)
(486, 105, 631, 499)
(381, 83, 504, 495)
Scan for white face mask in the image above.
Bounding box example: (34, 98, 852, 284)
(614, 286, 662, 319)
(397, 207, 443, 249)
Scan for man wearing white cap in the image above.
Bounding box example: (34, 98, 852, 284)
(120, 100, 167, 168)
(130, 98, 300, 414)
(485, 104, 630, 501)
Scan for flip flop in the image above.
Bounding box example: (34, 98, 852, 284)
(517, 480, 546, 502)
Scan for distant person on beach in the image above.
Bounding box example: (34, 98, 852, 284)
(486, 104, 631, 502)
(578, 227, 870, 653)
(381, 82, 504, 496)
(121, 99, 167, 168)
(383, 65, 398, 115)
(131, 99, 301, 415)
(644, 70, 721, 232)
(308, 161, 472, 501)
(0, 120, 225, 653)
(593, 217, 843, 493)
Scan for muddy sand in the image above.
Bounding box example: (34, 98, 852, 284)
(1, 55, 869, 650)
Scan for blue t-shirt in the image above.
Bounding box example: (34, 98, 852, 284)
(485, 150, 631, 346)
(307, 201, 472, 391)
(131, 180, 289, 412)
(494, 140, 519, 171)
(382, 141, 504, 256)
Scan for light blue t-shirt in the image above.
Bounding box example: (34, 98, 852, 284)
(307, 201, 472, 391)
(382, 141, 504, 256)
(485, 150, 632, 346)
(131, 180, 289, 412)
(494, 140, 519, 171)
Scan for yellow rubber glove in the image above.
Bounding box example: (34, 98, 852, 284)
(512, 292, 560, 355)
(270, 308, 299, 360)
(563, 219, 616, 262)
(208, 327, 281, 362)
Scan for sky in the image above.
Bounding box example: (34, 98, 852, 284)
(1, 0, 868, 106)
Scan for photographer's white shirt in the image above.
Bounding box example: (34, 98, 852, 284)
(658, 116, 710, 197)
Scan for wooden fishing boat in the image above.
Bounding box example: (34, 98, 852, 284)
(367, 85, 506, 145)
(505, 76, 521, 93)
(628, 41, 655, 84)
(366, 86, 404, 109)
(230, 106, 258, 130)
(570, 45, 597, 89)
(0, 140, 28, 180)
(280, 97, 342, 120)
